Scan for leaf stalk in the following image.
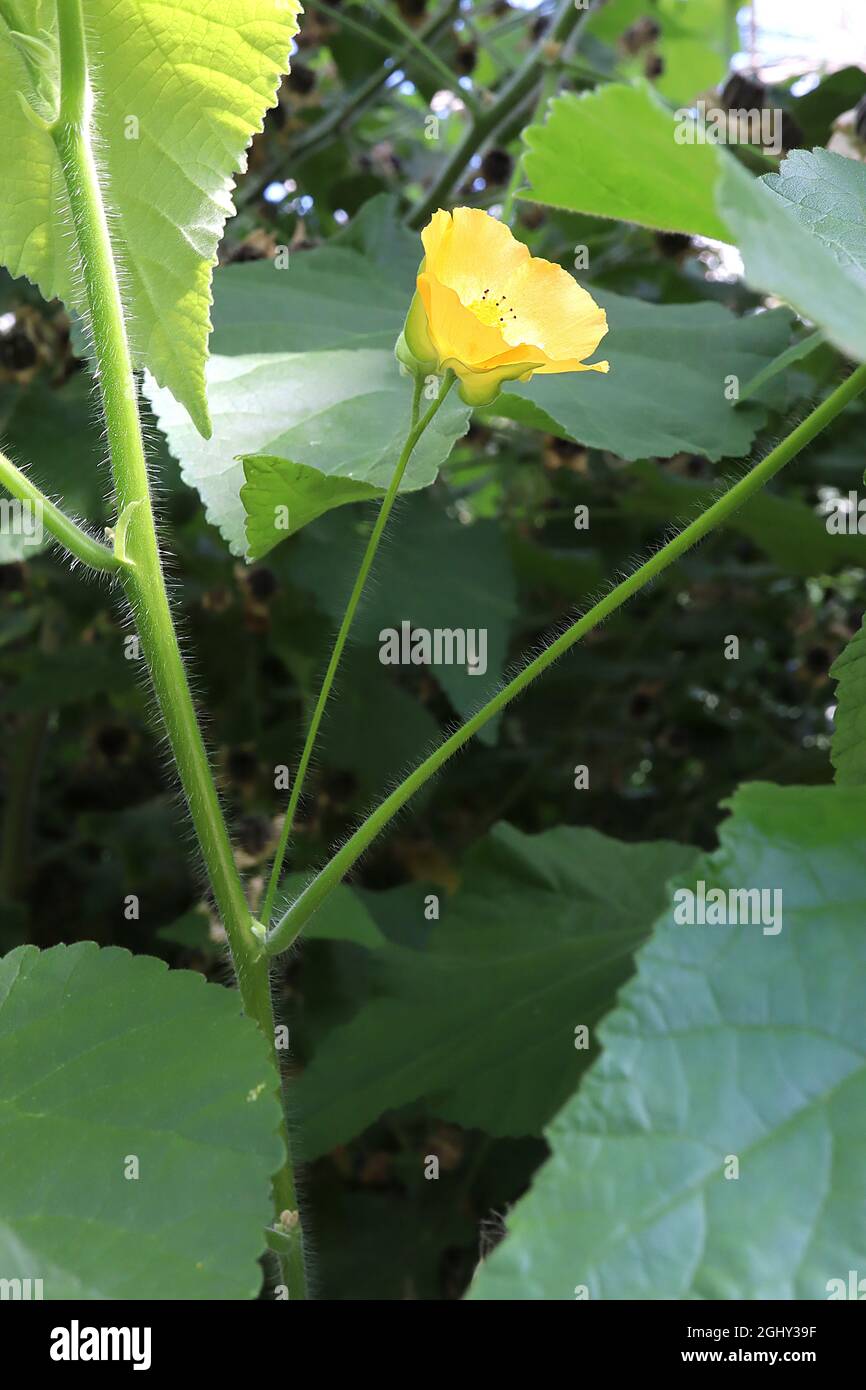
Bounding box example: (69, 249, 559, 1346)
(266, 361, 866, 954)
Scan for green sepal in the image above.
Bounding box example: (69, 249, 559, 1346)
(395, 286, 438, 379)
(448, 359, 539, 408)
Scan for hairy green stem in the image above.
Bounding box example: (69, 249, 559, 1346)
(53, 0, 306, 1297)
(267, 362, 866, 954)
(0, 448, 122, 573)
(261, 373, 454, 928)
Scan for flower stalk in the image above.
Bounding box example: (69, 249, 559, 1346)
(261, 372, 456, 927)
(266, 361, 866, 954)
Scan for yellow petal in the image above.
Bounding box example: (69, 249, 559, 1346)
(535, 358, 610, 375)
(497, 256, 609, 365)
(418, 269, 539, 371)
(408, 208, 611, 399)
(422, 207, 530, 308)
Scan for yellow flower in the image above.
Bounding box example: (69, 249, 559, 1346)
(396, 207, 609, 406)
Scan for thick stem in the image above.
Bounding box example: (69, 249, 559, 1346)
(261, 373, 453, 927)
(53, 0, 305, 1296)
(267, 362, 866, 954)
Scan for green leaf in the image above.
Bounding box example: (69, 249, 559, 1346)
(330, 191, 421, 285)
(830, 614, 866, 785)
(211, 251, 405, 354)
(0, 644, 134, 714)
(293, 646, 443, 793)
(210, 206, 414, 357)
(494, 294, 793, 462)
(718, 150, 866, 364)
(520, 83, 731, 240)
(787, 66, 866, 148)
(622, 459, 866, 577)
(279, 876, 386, 949)
(471, 782, 866, 1300)
(155, 907, 214, 951)
(285, 494, 518, 738)
(521, 93, 866, 373)
(144, 349, 470, 555)
(0, 1, 299, 436)
(0, 371, 108, 562)
(243, 457, 382, 555)
(0, 373, 106, 522)
(152, 201, 470, 553)
(159, 892, 385, 969)
(583, 0, 737, 106)
(294, 822, 698, 1158)
(739, 329, 825, 402)
(0, 942, 284, 1298)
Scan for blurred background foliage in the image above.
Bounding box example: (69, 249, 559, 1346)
(2, 0, 866, 1298)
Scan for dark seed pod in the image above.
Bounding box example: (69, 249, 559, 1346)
(226, 239, 271, 263)
(247, 567, 278, 601)
(804, 645, 832, 675)
(779, 111, 804, 150)
(324, 769, 359, 803)
(644, 53, 664, 79)
(0, 562, 26, 592)
(620, 17, 661, 54)
(0, 326, 38, 372)
(287, 62, 316, 97)
(454, 42, 477, 75)
(237, 814, 273, 857)
(655, 231, 692, 258)
(480, 148, 513, 185)
(720, 72, 767, 111)
(517, 203, 545, 231)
